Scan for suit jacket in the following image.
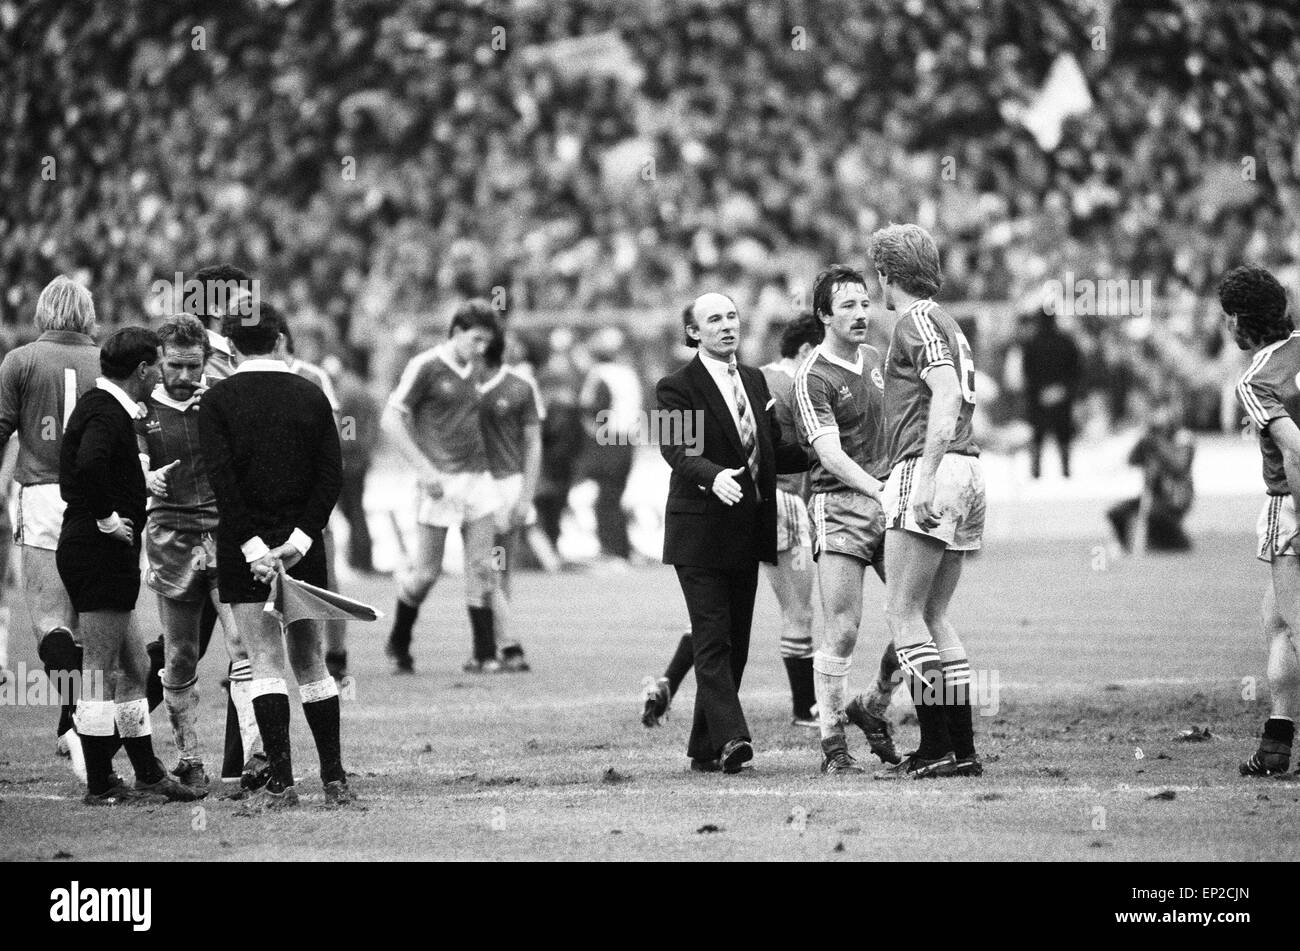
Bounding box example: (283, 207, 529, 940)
(658, 354, 808, 569)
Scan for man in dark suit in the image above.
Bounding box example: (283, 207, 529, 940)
(199, 302, 347, 810)
(657, 292, 808, 773)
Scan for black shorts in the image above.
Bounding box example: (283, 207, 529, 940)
(217, 533, 328, 604)
(56, 530, 142, 613)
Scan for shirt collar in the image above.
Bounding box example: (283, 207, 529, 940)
(479, 366, 509, 393)
(436, 344, 474, 380)
(38, 329, 96, 346)
(698, 350, 738, 374)
(206, 329, 231, 355)
(816, 343, 863, 374)
(234, 357, 295, 375)
(96, 378, 147, 419)
(149, 383, 198, 412)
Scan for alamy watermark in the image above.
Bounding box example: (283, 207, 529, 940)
(1041, 272, 1153, 319)
(148, 272, 261, 323)
(595, 409, 705, 456)
(0, 664, 104, 706)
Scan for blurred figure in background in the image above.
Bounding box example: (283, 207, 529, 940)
(329, 348, 382, 576)
(1106, 398, 1195, 553)
(534, 328, 586, 555)
(282, 320, 349, 683)
(1023, 311, 1082, 478)
(578, 326, 642, 567)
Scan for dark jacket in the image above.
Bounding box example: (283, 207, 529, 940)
(59, 387, 147, 545)
(657, 355, 807, 569)
(198, 368, 342, 565)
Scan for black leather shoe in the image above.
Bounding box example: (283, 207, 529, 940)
(690, 758, 721, 773)
(720, 739, 753, 774)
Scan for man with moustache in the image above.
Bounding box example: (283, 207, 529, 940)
(656, 292, 808, 774)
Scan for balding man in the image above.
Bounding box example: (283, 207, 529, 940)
(656, 293, 808, 773)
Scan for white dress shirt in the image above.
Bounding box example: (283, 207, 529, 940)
(698, 350, 745, 435)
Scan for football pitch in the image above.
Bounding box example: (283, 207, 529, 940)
(3, 507, 1299, 862)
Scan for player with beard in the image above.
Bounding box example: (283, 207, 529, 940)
(793, 266, 903, 773)
(870, 224, 986, 779)
(136, 314, 262, 794)
(1225, 265, 1300, 776)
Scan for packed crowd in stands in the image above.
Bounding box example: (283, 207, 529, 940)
(2, 0, 1297, 433)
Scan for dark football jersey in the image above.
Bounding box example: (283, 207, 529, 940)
(388, 345, 488, 473)
(479, 367, 545, 478)
(0, 330, 102, 485)
(792, 343, 889, 492)
(1238, 331, 1300, 496)
(883, 299, 979, 469)
(761, 361, 808, 499)
(136, 386, 218, 532)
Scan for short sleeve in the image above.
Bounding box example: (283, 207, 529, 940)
(388, 355, 433, 415)
(0, 352, 20, 443)
(521, 376, 545, 424)
(902, 311, 954, 380)
(793, 367, 838, 444)
(1238, 372, 1288, 429)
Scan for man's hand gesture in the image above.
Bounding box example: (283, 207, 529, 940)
(712, 467, 745, 506)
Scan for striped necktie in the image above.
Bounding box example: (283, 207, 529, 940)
(727, 364, 761, 496)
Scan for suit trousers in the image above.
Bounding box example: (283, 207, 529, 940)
(674, 561, 758, 760)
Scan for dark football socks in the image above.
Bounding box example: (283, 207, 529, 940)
(121, 735, 165, 785)
(898, 643, 951, 759)
(252, 692, 294, 790)
(941, 658, 975, 759)
(37, 627, 80, 737)
(82, 734, 118, 795)
(325, 650, 348, 680)
(389, 599, 418, 655)
(303, 695, 345, 784)
(665, 633, 694, 696)
(145, 638, 165, 712)
(1263, 717, 1295, 746)
(468, 605, 496, 662)
(879, 642, 901, 688)
(784, 656, 816, 719)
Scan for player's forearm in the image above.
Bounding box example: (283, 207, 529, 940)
(918, 378, 959, 478)
(814, 441, 881, 498)
(521, 430, 543, 504)
(381, 405, 439, 479)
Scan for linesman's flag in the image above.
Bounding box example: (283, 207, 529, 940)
(264, 568, 383, 626)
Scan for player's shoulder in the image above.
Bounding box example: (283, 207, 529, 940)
(401, 346, 444, 378)
(1242, 333, 1300, 387)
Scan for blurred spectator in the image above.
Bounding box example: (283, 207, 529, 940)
(2, 0, 1295, 356)
(578, 326, 642, 564)
(534, 328, 587, 552)
(1106, 399, 1195, 553)
(1022, 311, 1082, 478)
(330, 349, 382, 574)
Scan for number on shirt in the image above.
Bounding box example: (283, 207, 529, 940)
(955, 331, 976, 405)
(63, 368, 77, 427)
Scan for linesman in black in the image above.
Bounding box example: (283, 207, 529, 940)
(59, 326, 201, 804)
(199, 302, 349, 809)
